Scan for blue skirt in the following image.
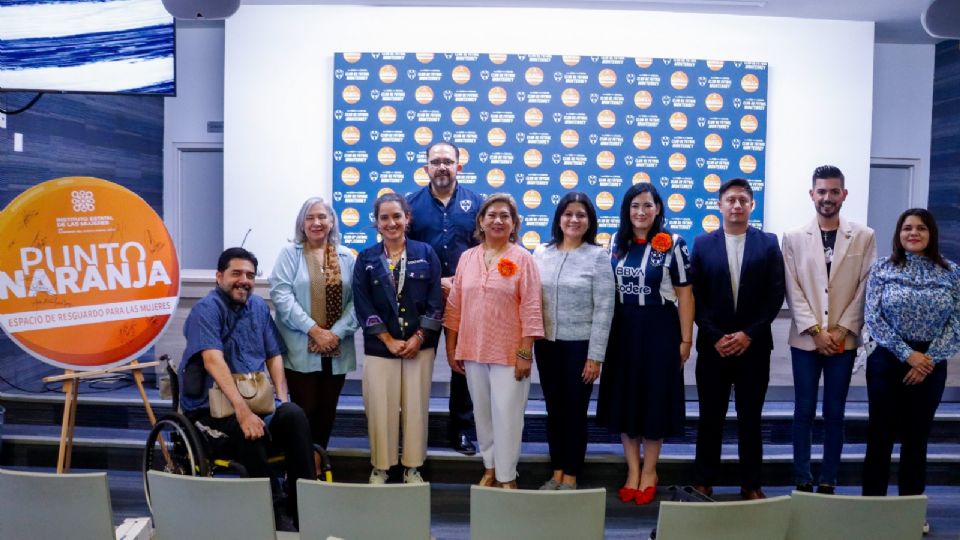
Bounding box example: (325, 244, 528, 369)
(597, 302, 686, 439)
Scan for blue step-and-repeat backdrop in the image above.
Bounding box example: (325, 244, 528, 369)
(332, 52, 767, 252)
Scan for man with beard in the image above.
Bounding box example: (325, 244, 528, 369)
(782, 165, 876, 494)
(407, 142, 483, 455)
(178, 247, 314, 530)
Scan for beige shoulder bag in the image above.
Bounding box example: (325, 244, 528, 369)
(208, 371, 276, 418)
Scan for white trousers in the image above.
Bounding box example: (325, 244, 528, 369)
(465, 362, 531, 483)
(362, 348, 435, 470)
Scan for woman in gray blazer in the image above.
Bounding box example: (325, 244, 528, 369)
(532, 192, 615, 490)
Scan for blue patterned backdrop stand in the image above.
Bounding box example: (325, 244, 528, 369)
(931, 40, 960, 262)
(0, 91, 164, 388)
(332, 52, 767, 253)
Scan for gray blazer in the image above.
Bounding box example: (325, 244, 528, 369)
(533, 243, 615, 361)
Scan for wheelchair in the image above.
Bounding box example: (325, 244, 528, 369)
(142, 363, 333, 510)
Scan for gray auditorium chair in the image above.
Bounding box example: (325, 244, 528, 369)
(296, 479, 431, 540)
(470, 485, 606, 540)
(148, 470, 295, 540)
(786, 490, 927, 540)
(656, 495, 791, 540)
(0, 468, 115, 540)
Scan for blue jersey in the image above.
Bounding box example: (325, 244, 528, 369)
(612, 234, 691, 306)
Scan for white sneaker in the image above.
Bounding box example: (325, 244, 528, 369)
(403, 467, 425, 484)
(369, 468, 389, 484)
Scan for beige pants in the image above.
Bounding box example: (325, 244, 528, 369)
(362, 348, 435, 470)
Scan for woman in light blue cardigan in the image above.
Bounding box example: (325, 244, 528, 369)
(270, 197, 358, 453)
(532, 192, 615, 490)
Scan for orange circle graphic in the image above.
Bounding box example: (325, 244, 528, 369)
(0, 177, 180, 370)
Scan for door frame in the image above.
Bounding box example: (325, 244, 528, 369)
(868, 157, 919, 213)
(164, 142, 224, 269)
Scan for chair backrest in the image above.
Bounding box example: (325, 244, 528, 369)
(469, 485, 606, 540)
(786, 491, 927, 540)
(296, 480, 431, 540)
(0, 468, 115, 540)
(656, 496, 791, 540)
(148, 470, 277, 540)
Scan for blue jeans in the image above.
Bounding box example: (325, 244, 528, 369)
(791, 347, 855, 486)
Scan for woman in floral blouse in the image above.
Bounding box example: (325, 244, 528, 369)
(597, 182, 694, 505)
(444, 193, 544, 489)
(863, 208, 959, 503)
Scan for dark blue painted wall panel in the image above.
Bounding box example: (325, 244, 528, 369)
(930, 40, 960, 262)
(0, 91, 163, 385)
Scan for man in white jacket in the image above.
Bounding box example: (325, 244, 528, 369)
(782, 165, 876, 494)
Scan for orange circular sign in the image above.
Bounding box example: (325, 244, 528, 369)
(0, 177, 180, 370)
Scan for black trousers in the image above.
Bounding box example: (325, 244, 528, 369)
(535, 339, 594, 477)
(286, 358, 346, 448)
(187, 402, 316, 518)
(694, 346, 770, 489)
(445, 328, 475, 439)
(862, 344, 947, 496)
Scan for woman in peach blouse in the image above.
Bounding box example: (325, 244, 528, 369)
(444, 193, 544, 489)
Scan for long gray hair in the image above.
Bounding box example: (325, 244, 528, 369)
(293, 197, 340, 246)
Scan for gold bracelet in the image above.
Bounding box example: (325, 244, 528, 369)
(516, 348, 532, 361)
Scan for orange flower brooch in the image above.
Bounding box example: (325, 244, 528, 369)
(497, 258, 519, 277)
(651, 232, 673, 253)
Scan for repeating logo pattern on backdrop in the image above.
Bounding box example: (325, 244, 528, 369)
(333, 52, 767, 252)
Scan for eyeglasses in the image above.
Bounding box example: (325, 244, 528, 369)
(428, 159, 456, 167)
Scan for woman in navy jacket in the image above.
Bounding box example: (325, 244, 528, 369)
(353, 192, 444, 484)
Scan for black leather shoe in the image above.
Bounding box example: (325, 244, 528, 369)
(450, 433, 477, 455)
(816, 484, 835, 495)
(740, 487, 767, 500)
(796, 482, 814, 493)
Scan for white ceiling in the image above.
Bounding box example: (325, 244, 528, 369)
(242, 0, 944, 44)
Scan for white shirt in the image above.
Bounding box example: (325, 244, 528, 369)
(725, 232, 746, 309)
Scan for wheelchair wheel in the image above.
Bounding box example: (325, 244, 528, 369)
(143, 413, 209, 511)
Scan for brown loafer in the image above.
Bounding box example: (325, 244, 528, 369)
(499, 480, 518, 489)
(478, 472, 496, 487)
(740, 488, 767, 500)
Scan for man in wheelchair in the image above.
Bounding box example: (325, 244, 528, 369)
(178, 247, 315, 529)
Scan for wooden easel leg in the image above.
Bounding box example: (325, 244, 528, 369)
(64, 379, 79, 471)
(56, 372, 76, 474)
(131, 362, 174, 468)
(130, 363, 158, 426)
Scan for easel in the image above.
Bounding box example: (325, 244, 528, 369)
(42, 360, 161, 473)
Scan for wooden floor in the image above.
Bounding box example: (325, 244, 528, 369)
(8, 467, 959, 539)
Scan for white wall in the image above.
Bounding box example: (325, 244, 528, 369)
(223, 6, 876, 274)
(870, 43, 935, 208)
(163, 20, 225, 254)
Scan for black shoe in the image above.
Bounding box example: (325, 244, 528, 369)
(274, 505, 298, 533)
(816, 484, 835, 495)
(450, 433, 477, 455)
(796, 482, 814, 493)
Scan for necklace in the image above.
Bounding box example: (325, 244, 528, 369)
(384, 243, 406, 271)
(483, 244, 507, 267)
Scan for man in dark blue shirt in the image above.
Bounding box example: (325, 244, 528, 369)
(178, 247, 314, 529)
(407, 141, 483, 455)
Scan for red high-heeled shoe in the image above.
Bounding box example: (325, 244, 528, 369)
(618, 486, 638, 503)
(635, 485, 657, 505)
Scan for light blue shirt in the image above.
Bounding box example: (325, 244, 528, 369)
(269, 242, 359, 374)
